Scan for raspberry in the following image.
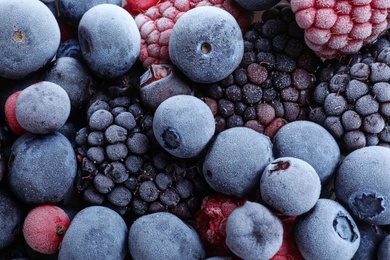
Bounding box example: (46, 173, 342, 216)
(4, 91, 26, 135)
(135, 0, 254, 68)
(290, 0, 390, 59)
(270, 216, 305, 260)
(192, 194, 246, 257)
(23, 204, 70, 254)
(124, 0, 160, 16)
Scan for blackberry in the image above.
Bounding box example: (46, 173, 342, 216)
(196, 3, 322, 137)
(309, 31, 390, 154)
(74, 70, 212, 222)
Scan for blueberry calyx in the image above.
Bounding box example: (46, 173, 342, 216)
(162, 127, 180, 149)
(201, 42, 211, 54)
(350, 192, 385, 219)
(13, 30, 26, 43)
(333, 212, 359, 243)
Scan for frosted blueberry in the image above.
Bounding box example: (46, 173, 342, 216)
(260, 157, 321, 216)
(169, 6, 244, 83)
(128, 212, 205, 260)
(153, 95, 215, 158)
(225, 201, 283, 259)
(295, 199, 360, 260)
(335, 146, 390, 225)
(203, 127, 273, 198)
(78, 4, 140, 78)
(0, 0, 60, 79)
(59, 206, 128, 260)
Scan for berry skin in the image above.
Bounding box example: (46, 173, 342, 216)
(58, 206, 128, 260)
(294, 199, 360, 260)
(335, 146, 390, 225)
(0, 0, 60, 79)
(128, 212, 206, 260)
(78, 4, 141, 79)
(153, 95, 215, 158)
(193, 194, 246, 257)
(203, 127, 273, 198)
(15, 81, 71, 134)
(4, 91, 26, 135)
(290, 0, 390, 59)
(225, 201, 283, 259)
(23, 204, 70, 255)
(169, 6, 244, 83)
(135, 0, 254, 69)
(378, 234, 390, 259)
(260, 157, 321, 216)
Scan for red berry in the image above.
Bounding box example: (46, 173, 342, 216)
(23, 204, 70, 254)
(57, 15, 78, 43)
(125, 0, 160, 15)
(290, 0, 390, 59)
(4, 91, 26, 135)
(270, 216, 305, 260)
(193, 194, 246, 257)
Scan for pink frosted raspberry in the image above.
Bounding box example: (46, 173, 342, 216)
(135, 0, 254, 69)
(290, 0, 390, 59)
(23, 204, 70, 254)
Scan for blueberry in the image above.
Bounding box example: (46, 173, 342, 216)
(352, 221, 385, 260)
(128, 212, 205, 260)
(56, 39, 82, 60)
(78, 4, 140, 78)
(203, 127, 273, 198)
(8, 132, 77, 205)
(234, 0, 281, 10)
(260, 157, 321, 216)
(0, 0, 60, 79)
(335, 146, 390, 225)
(169, 6, 244, 83)
(44, 57, 93, 117)
(58, 206, 128, 260)
(294, 199, 360, 259)
(0, 188, 23, 250)
(225, 201, 283, 259)
(59, 0, 122, 27)
(272, 120, 340, 184)
(378, 234, 390, 259)
(15, 81, 71, 134)
(140, 64, 192, 110)
(153, 95, 215, 158)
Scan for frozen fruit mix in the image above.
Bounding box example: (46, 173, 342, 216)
(1, 0, 390, 259)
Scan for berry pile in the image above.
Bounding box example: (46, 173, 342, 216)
(309, 32, 390, 153)
(197, 3, 322, 137)
(74, 73, 212, 221)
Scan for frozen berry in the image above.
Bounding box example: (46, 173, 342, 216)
(234, 0, 281, 10)
(153, 95, 215, 158)
(15, 81, 71, 134)
(129, 212, 206, 259)
(226, 201, 283, 259)
(0, 0, 60, 79)
(23, 204, 70, 254)
(260, 157, 321, 216)
(169, 6, 243, 83)
(125, 0, 159, 15)
(58, 206, 128, 259)
(203, 127, 273, 198)
(295, 199, 360, 259)
(4, 91, 26, 135)
(78, 4, 141, 78)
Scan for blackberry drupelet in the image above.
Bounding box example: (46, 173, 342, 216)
(74, 71, 212, 222)
(309, 30, 390, 154)
(196, 3, 322, 137)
